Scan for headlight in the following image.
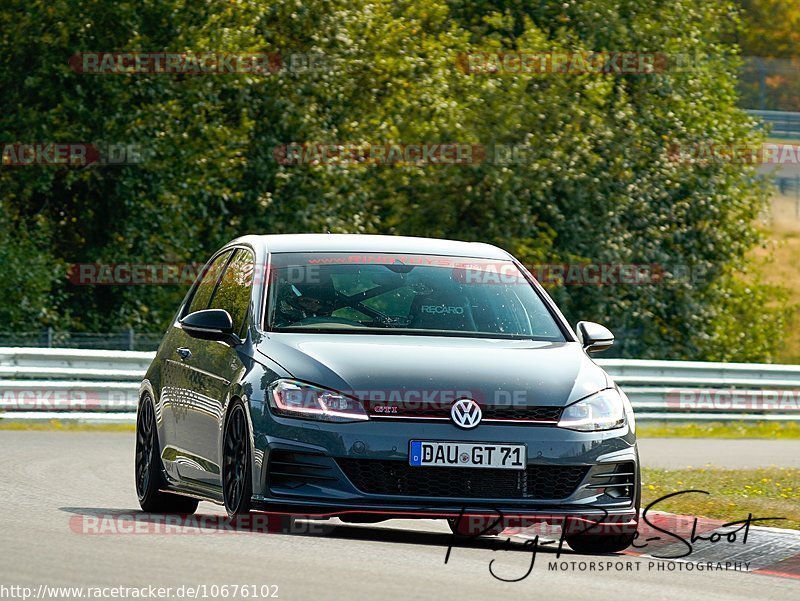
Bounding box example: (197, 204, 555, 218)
(557, 388, 626, 431)
(267, 379, 369, 422)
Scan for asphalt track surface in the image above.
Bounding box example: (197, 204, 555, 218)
(0, 432, 797, 601)
(637, 438, 800, 469)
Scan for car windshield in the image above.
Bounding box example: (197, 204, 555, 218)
(266, 253, 565, 340)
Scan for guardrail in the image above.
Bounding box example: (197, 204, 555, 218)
(0, 347, 797, 422)
(600, 358, 799, 421)
(748, 109, 800, 140)
(0, 348, 146, 421)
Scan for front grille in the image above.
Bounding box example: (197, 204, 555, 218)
(268, 449, 337, 491)
(337, 459, 588, 500)
(366, 401, 561, 423)
(483, 406, 561, 421)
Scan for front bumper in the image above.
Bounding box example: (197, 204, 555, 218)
(249, 405, 640, 533)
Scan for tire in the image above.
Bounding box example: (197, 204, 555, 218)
(565, 533, 636, 554)
(135, 395, 199, 514)
(222, 401, 253, 517)
(447, 517, 505, 537)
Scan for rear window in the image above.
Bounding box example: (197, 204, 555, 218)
(266, 253, 565, 340)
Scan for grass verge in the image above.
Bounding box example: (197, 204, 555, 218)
(637, 421, 800, 439)
(0, 419, 135, 432)
(641, 467, 800, 530)
(753, 193, 800, 363)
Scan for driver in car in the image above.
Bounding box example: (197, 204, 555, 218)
(274, 275, 337, 325)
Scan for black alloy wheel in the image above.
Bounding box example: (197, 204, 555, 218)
(222, 402, 253, 516)
(135, 394, 198, 514)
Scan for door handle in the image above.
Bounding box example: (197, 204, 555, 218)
(176, 347, 192, 360)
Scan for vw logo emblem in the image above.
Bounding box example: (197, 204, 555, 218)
(450, 398, 482, 429)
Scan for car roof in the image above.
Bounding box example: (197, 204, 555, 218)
(229, 234, 513, 260)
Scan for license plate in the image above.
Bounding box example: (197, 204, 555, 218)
(409, 441, 526, 470)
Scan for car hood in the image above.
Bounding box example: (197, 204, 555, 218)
(257, 334, 609, 407)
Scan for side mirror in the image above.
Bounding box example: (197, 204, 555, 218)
(180, 309, 235, 341)
(576, 321, 614, 353)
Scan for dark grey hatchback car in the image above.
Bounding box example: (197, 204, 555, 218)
(136, 234, 640, 552)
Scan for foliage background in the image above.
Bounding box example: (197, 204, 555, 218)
(0, 0, 789, 361)
(735, 0, 800, 110)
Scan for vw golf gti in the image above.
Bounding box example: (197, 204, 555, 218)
(136, 234, 640, 552)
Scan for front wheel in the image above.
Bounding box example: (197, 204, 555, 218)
(565, 533, 636, 554)
(222, 401, 253, 517)
(135, 395, 199, 514)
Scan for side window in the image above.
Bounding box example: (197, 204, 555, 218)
(186, 250, 233, 315)
(208, 248, 256, 336)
